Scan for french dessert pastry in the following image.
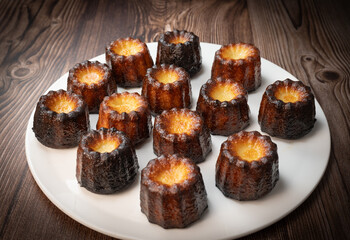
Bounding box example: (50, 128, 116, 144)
(196, 77, 250, 135)
(258, 79, 316, 139)
(211, 43, 261, 92)
(106, 37, 153, 87)
(32, 89, 90, 148)
(140, 154, 208, 228)
(96, 92, 152, 145)
(156, 30, 201, 77)
(76, 128, 139, 194)
(216, 131, 279, 200)
(153, 108, 211, 163)
(141, 64, 192, 115)
(67, 60, 117, 113)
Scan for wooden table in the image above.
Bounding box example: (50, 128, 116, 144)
(1, 0, 349, 239)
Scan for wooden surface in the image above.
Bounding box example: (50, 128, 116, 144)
(0, 0, 349, 239)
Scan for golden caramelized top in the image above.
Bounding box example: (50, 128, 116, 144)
(209, 82, 242, 102)
(76, 67, 104, 85)
(230, 136, 267, 162)
(46, 93, 77, 113)
(152, 161, 191, 185)
(166, 111, 199, 134)
(107, 93, 143, 114)
(274, 86, 304, 103)
(169, 35, 189, 44)
(111, 39, 143, 56)
(221, 44, 254, 60)
(155, 69, 180, 84)
(89, 136, 121, 153)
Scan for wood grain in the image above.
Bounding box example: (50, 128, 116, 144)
(0, 0, 349, 239)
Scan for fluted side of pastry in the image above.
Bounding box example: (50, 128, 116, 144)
(67, 60, 117, 113)
(32, 89, 90, 148)
(76, 128, 139, 194)
(258, 79, 316, 139)
(156, 30, 201, 77)
(142, 64, 192, 115)
(140, 154, 208, 228)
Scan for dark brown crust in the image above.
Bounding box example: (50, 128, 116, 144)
(196, 77, 250, 135)
(153, 108, 211, 163)
(211, 43, 261, 92)
(140, 154, 208, 228)
(96, 92, 152, 145)
(141, 64, 192, 115)
(258, 79, 316, 139)
(76, 128, 139, 194)
(32, 89, 90, 148)
(67, 60, 117, 113)
(216, 131, 279, 200)
(105, 37, 154, 87)
(156, 30, 201, 77)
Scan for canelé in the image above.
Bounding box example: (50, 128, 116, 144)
(216, 131, 279, 200)
(156, 30, 201, 77)
(32, 89, 90, 148)
(140, 154, 208, 228)
(106, 37, 153, 87)
(211, 43, 261, 92)
(196, 77, 250, 135)
(76, 128, 139, 194)
(258, 79, 316, 139)
(141, 64, 192, 115)
(67, 60, 117, 113)
(153, 108, 211, 163)
(96, 92, 152, 145)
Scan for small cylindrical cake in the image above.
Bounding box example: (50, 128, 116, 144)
(142, 64, 192, 115)
(211, 43, 261, 92)
(76, 128, 139, 194)
(216, 131, 279, 201)
(32, 89, 90, 148)
(140, 154, 208, 228)
(67, 60, 117, 113)
(106, 37, 153, 87)
(96, 92, 152, 145)
(156, 30, 201, 77)
(258, 79, 316, 139)
(196, 77, 250, 135)
(153, 108, 211, 163)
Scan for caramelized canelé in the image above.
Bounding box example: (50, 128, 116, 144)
(211, 43, 261, 92)
(76, 128, 138, 194)
(142, 64, 192, 115)
(216, 131, 279, 200)
(196, 77, 250, 135)
(140, 154, 208, 228)
(258, 79, 316, 139)
(67, 60, 117, 113)
(32, 89, 90, 148)
(96, 92, 152, 145)
(156, 30, 201, 77)
(153, 108, 211, 163)
(106, 37, 153, 87)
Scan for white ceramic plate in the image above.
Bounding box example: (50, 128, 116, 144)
(25, 43, 330, 240)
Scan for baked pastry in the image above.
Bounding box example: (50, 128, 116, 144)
(211, 43, 261, 92)
(67, 60, 117, 113)
(76, 128, 139, 194)
(106, 37, 153, 87)
(32, 89, 90, 148)
(156, 30, 201, 77)
(153, 108, 211, 163)
(141, 64, 192, 115)
(96, 92, 152, 145)
(196, 77, 249, 135)
(216, 131, 279, 200)
(140, 154, 208, 228)
(258, 79, 316, 139)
